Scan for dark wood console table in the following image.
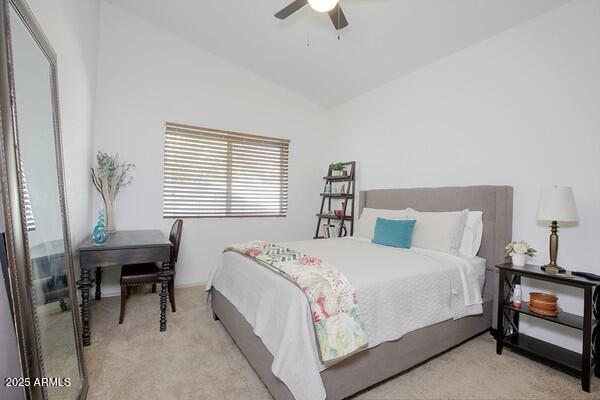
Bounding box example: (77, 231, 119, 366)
(495, 263, 599, 392)
(78, 230, 173, 346)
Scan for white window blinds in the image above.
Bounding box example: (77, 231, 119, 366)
(163, 122, 289, 218)
(19, 164, 35, 231)
(23, 177, 36, 231)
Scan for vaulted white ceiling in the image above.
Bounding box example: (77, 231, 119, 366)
(104, 0, 570, 107)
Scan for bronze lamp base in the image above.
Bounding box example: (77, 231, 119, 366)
(541, 221, 566, 274)
(541, 264, 566, 274)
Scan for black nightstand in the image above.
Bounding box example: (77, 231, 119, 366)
(495, 263, 599, 392)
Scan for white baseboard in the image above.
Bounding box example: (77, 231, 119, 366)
(174, 281, 206, 289)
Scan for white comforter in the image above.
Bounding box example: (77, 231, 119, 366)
(206, 237, 485, 400)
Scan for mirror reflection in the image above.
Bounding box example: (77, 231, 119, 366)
(10, 4, 81, 398)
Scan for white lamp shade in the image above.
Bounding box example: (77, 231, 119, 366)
(536, 186, 579, 222)
(308, 0, 339, 12)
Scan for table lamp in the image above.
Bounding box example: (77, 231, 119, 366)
(536, 186, 578, 274)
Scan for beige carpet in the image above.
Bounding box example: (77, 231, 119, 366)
(85, 287, 598, 400)
(37, 300, 81, 400)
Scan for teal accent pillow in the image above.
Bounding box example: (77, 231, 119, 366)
(372, 218, 416, 249)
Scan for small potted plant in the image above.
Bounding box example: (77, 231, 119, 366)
(330, 162, 346, 176)
(505, 240, 536, 266)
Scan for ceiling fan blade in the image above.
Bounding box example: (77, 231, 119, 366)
(274, 0, 308, 19)
(328, 4, 349, 30)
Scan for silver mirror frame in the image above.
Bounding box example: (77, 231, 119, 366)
(0, 0, 88, 399)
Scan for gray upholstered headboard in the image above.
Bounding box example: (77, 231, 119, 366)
(358, 185, 513, 268)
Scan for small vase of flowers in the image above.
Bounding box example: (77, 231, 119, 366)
(505, 240, 536, 266)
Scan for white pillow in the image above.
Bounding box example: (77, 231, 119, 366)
(407, 208, 468, 255)
(354, 208, 409, 240)
(459, 211, 484, 258)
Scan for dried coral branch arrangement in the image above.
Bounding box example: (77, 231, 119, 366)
(91, 151, 135, 232)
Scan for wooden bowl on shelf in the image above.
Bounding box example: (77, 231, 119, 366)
(529, 292, 558, 312)
(527, 303, 561, 317)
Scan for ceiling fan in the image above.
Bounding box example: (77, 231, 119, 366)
(275, 0, 349, 31)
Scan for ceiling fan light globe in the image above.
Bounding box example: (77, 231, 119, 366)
(308, 0, 339, 13)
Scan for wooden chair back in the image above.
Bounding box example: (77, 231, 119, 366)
(169, 219, 183, 275)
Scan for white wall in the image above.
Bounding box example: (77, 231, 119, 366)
(332, 0, 600, 352)
(27, 0, 100, 264)
(92, 2, 333, 295)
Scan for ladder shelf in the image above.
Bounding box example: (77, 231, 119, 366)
(314, 161, 356, 239)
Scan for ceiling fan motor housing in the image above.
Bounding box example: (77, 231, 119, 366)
(308, 0, 339, 13)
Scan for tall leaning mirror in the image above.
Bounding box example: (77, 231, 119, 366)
(0, 0, 87, 399)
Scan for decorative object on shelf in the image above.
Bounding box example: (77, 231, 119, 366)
(326, 222, 346, 237)
(340, 224, 347, 237)
(528, 292, 559, 316)
(330, 162, 347, 176)
(526, 305, 561, 317)
(505, 240, 536, 266)
(536, 186, 578, 274)
(91, 151, 135, 232)
(322, 223, 331, 238)
(91, 210, 109, 246)
(334, 209, 343, 217)
(512, 284, 522, 309)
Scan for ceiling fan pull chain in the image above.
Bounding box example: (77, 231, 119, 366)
(306, 21, 310, 47)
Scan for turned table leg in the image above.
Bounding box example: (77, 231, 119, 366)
(95, 266, 102, 300)
(77, 268, 94, 346)
(59, 298, 68, 312)
(158, 261, 173, 332)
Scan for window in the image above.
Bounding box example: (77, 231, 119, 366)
(163, 122, 289, 218)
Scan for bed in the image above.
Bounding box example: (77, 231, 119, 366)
(208, 185, 513, 400)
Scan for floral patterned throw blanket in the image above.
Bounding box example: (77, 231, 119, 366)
(225, 241, 368, 364)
